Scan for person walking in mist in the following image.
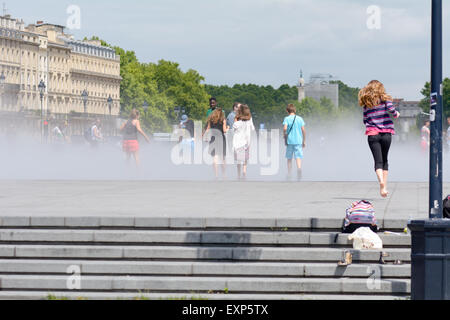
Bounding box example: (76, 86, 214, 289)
(232, 104, 255, 180)
(90, 119, 104, 147)
(358, 80, 400, 198)
(206, 97, 218, 118)
(421, 120, 430, 152)
(446, 116, 450, 152)
(283, 103, 306, 181)
(227, 102, 241, 130)
(203, 108, 228, 179)
(120, 109, 150, 167)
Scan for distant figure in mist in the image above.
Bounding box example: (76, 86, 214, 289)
(120, 109, 150, 167)
(89, 119, 104, 147)
(227, 102, 241, 130)
(446, 116, 450, 152)
(206, 97, 218, 118)
(232, 104, 255, 180)
(178, 114, 195, 152)
(421, 120, 430, 152)
(358, 80, 400, 198)
(52, 123, 66, 144)
(203, 108, 228, 179)
(283, 103, 306, 181)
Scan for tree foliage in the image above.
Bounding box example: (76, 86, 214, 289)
(419, 78, 450, 119)
(88, 37, 209, 132)
(87, 36, 363, 131)
(205, 82, 361, 128)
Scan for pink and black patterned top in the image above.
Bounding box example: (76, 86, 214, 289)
(363, 101, 400, 136)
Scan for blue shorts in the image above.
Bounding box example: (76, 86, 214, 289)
(286, 144, 303, 159)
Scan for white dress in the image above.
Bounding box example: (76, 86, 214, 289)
(232, 119, 255, 162)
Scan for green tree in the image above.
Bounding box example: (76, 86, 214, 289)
(331, 80, 360, 110)
(419, 78, 450, 118)
(88, 37, 210, 132)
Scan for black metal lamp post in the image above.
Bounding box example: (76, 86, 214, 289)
(81, 90, 88, 116)
(429, 0, 444, 219)
(0, 72, 5, 110)
(107, 95, 113, 116)
(38, 79, 46, 143)
(174, 106, 181, 122)
(0, 72, 5, 87)
(142, 101, 149, 112)
(408, 0, 450, 300)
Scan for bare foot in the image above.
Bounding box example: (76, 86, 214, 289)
(380, 183, 389, 198)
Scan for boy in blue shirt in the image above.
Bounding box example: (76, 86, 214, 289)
(283, 104, 306, 180)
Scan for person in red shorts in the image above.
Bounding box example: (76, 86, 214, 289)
(120, 109, 150, 166)
(420, 120, 430, 152)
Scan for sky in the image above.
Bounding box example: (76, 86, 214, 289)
(6, 0, 450, 100)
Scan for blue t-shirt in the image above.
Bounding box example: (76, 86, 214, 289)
(283, 115, 305, 145)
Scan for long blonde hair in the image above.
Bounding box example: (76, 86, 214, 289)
(236, 104, 252, 121)
(208, 108, 225, 125)
(358, 80, 392, 108)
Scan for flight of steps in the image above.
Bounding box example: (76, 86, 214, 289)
(0, 216, 411, 300)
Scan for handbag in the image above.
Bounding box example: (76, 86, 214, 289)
(284, 115, 297, 146)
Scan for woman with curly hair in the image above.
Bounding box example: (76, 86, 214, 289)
(358, 80, 400, 198)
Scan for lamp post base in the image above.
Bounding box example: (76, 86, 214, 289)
(408, 219, 450, 300)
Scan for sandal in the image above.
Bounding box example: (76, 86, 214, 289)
(337, 250, 353, 266)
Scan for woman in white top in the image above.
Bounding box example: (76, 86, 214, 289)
(232, 104, 255, 180)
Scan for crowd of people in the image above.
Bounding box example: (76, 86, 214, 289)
(198, 97, 306, 180)
(42, 81, 450, 196)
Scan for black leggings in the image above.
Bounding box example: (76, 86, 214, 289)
(368, 133, 392, 171)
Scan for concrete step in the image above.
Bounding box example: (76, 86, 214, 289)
(0, 260, 411, 278)
(0, 275, 411, 294)
(0, 291, 410, 300)
(0, 245, 411, 262)
(0, 229, 411, 247)
(0, 216, 410, 231)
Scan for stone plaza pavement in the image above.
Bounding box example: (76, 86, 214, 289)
(1, 180, 449, 220)
(1, 179, 447, 300)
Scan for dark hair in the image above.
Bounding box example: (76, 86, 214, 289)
(209, 97, 217, 103)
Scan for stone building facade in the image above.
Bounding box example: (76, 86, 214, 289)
(393, 99, 423, 142)
(0, 14, 121, 119)
(297, 73, 339, 108)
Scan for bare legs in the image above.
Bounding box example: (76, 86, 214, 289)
(376, 169, 389, 198)
(382, 170, 389, 197)
(126, 152, 140, 167)
(237, 163, 247, 180)
(212, 156, 226, 179)
(287, 158, 302, 180)
(368, 134, 392, 198)
(133, 152, 140, 167)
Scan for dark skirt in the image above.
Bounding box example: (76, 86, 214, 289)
(209, 135, 227, 157)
